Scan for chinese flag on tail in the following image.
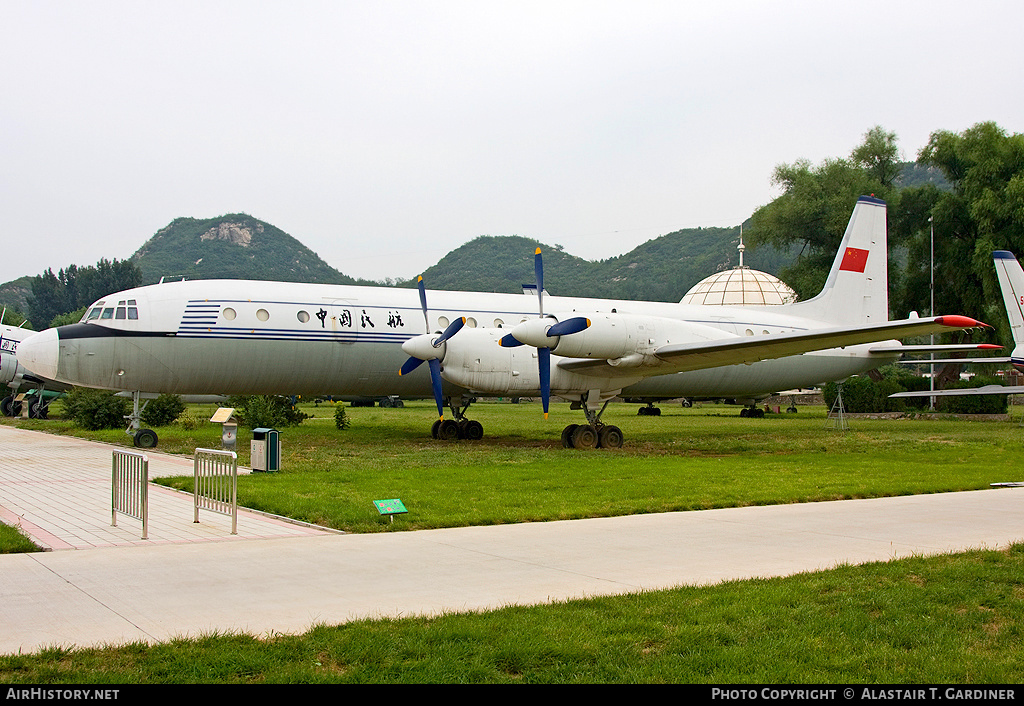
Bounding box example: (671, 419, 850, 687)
(839, 247, 869, 273)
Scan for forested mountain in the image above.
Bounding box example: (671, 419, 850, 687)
(418, 227, 797, 302)
(129, 214, 365, 286)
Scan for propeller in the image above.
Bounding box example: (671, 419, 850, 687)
(498, 248, 590, 418)
(399, 276, 465, 419)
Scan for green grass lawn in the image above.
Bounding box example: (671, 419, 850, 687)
(1, 399, 1022, 681)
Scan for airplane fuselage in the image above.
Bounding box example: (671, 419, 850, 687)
(32, 278, 900, 401)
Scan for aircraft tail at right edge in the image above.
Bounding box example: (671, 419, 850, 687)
(993, 250, 1024, 369)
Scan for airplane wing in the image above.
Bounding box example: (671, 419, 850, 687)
(869, 344, 1003, 353)
(889, 385, 1024, 398)
(558, 315, 986, 378)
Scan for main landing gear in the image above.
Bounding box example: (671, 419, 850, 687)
(561, 396, 623, 449)
(431, 397, 484, 441)
(2, 393, 51, 419)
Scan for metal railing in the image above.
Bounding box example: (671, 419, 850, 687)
(112, 449, 149, 539)
(193, 448, 238, 534)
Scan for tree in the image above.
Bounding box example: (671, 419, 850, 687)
(902, 122, 1024, 346)
(747, 126, 897, 299)
(28, 258, 142, 329)
(851, 126, 903, 188)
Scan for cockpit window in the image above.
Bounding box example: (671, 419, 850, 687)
(81, 298, 139, 324)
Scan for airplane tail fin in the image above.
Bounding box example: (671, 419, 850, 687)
(993, 250, 1024, 368)
(785, 195, 889, 325)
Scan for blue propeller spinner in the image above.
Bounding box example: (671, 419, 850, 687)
(498, 248, 590, 418)
(398, 276, 465, 420)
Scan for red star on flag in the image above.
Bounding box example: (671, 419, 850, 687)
(839, 247, 869, 273)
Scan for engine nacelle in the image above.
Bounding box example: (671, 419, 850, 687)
(439, 328, 539, 393)
(547, 312, 733, 365)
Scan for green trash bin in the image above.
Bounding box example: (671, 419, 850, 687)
(251, 428, 280, 472)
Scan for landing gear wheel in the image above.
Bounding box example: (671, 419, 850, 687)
(28, 398, 48, 419)
(133, 428, 158, 448)
(1, 396, 18, 417)
(572, 424, 599, 449)
(431, 419, 443, 439)
(598, 425, 624, 449)
(561, 424, 579, 448)
(460, 419, 484, 440)
(437, 419, 460, 441)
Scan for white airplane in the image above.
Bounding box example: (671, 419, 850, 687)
(17, 195, 987, 449)
(1, 317, 72, 418)
(889, 249, 1024, 403)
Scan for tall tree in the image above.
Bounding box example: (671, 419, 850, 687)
(746, 126, 898, 299)
(907, 122, 1024, 345)
(28, 258, 142, 329)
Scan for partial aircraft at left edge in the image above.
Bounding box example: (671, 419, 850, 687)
(1, 319, 70, 418)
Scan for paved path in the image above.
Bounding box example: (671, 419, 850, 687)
(1, 425, 1022, 655)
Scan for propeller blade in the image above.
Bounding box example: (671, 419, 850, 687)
(546, 316, 590, 338)
(417, 276, 429, 329)
(538, 346, 550, 419)
(499, 333, 525, 348)
(534, 247, 544, 316)
(434, 316, 466, 346)
(428, 358, 445, 419)
(399, 356, 425, 376)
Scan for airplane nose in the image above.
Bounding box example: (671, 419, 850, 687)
(17, 328, 60, 381)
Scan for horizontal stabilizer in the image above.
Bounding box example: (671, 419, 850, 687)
(897, 357, 1011, 366)
(890, 385, 1024, 398)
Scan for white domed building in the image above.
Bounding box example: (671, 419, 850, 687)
(680, 233, 796, 306)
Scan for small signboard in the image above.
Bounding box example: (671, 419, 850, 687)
(210, 407, 236, 423)
(374, 498, 408, 522)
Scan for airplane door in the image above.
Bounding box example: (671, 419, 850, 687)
(320, 300, 358, 343)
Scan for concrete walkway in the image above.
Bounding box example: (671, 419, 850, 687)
(1, 425, 1022, 655)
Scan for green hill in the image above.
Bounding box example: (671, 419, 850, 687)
(0, 212, 798, 317)
(417, 227, 796, 302)
(129, 214, 365, 286)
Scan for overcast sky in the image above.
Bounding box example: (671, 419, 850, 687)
(2, 0, 1022, 286)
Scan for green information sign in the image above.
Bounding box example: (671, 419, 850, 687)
(374, 499, 408, 517)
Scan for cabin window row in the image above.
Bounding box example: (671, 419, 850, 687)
(217, 307, 525, 330)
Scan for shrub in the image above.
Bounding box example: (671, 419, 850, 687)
(62, 388, 131, 430)
(936, 377, 1008, 414)
(226, 395, 310, 429)
(139, 394, 186, 427)
(334, 403, 350, 430)
(175, 411, 201, 430)
(823, 369, 1008, 414)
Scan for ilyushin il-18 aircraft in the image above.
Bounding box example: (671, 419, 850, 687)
(17, 195, 988, 449)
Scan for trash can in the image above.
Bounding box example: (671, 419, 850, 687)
(251, 428, 280, 472)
